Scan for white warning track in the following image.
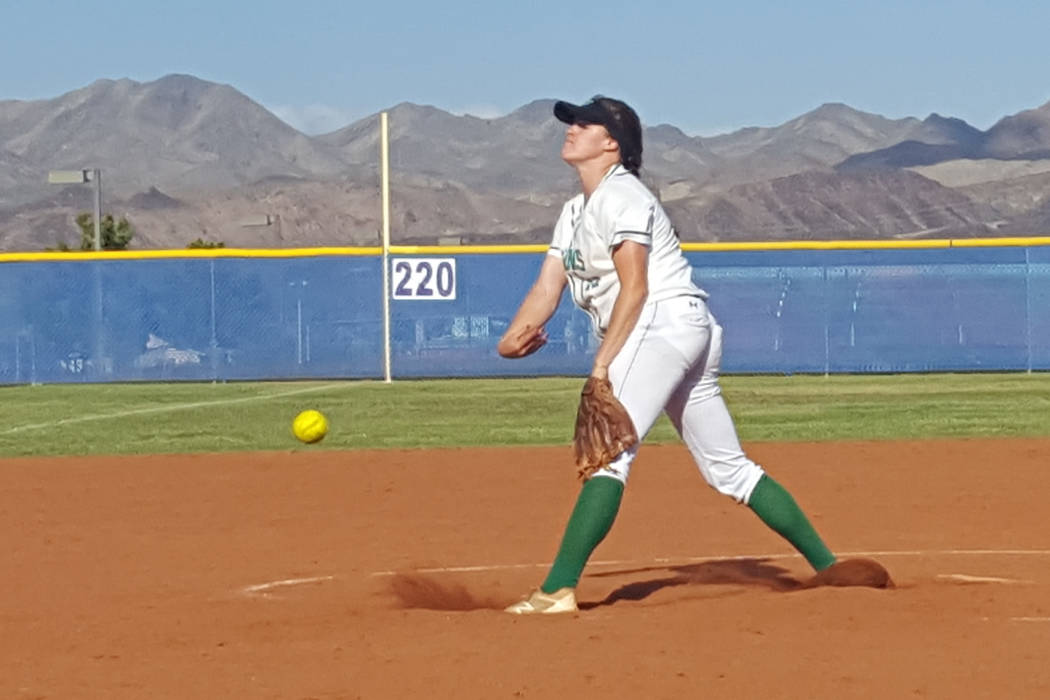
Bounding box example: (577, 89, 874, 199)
(0, 382, 351, 435)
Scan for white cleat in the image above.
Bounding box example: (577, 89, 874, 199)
(504, 587, 578, 615)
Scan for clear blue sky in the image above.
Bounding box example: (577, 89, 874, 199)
(4, 0, 1049, 136)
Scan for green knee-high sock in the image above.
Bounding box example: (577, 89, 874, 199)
(748, 474, 836, 571)
(541, 475, 624, 593)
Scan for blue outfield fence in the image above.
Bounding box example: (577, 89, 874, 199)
(1, 242, 1049, 384)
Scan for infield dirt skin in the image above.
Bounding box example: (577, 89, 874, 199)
(3, 439, 1050, 699)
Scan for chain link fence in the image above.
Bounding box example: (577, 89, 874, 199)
(1, 244, 1048, 384)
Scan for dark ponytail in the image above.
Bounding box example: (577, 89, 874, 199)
(621, 153, 642, 177)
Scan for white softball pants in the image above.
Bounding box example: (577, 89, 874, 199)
(600, 295, 765, 504)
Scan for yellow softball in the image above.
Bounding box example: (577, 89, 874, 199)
(292, 409, 329, 444)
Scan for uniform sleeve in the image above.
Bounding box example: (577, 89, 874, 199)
(548, 199, 577, 260)
(600, 187, 655, 250)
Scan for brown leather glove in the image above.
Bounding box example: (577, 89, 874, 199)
(572, 376, 639, 479)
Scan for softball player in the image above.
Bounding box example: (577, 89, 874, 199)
(499, 96, 841, 614)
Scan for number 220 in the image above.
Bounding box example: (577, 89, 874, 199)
(392, 259, 456, 299)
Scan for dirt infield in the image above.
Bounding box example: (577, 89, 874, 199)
(4, 439, 1050, 699)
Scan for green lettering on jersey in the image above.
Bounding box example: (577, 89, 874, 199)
(562, 248, 585, 272)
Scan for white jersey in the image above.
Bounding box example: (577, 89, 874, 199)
(548, 164, 706, 335)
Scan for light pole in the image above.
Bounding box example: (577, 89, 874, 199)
(289, 279, 308, 365)
(209, 257, 219, 380)
(48, 168, 102, 250)
(48, 168, 105, 375)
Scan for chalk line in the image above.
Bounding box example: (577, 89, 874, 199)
(0, 382, 352, 435)
(240, 575, 338, 599)
(240, 548, 1049, 602)
(937, 573, 1034, 584)
(368, 548, 1050, 577)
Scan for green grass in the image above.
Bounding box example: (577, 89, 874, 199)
(1, 373, 1048, 458)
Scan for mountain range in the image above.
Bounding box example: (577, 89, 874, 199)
(2, 74, 1050, 250)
